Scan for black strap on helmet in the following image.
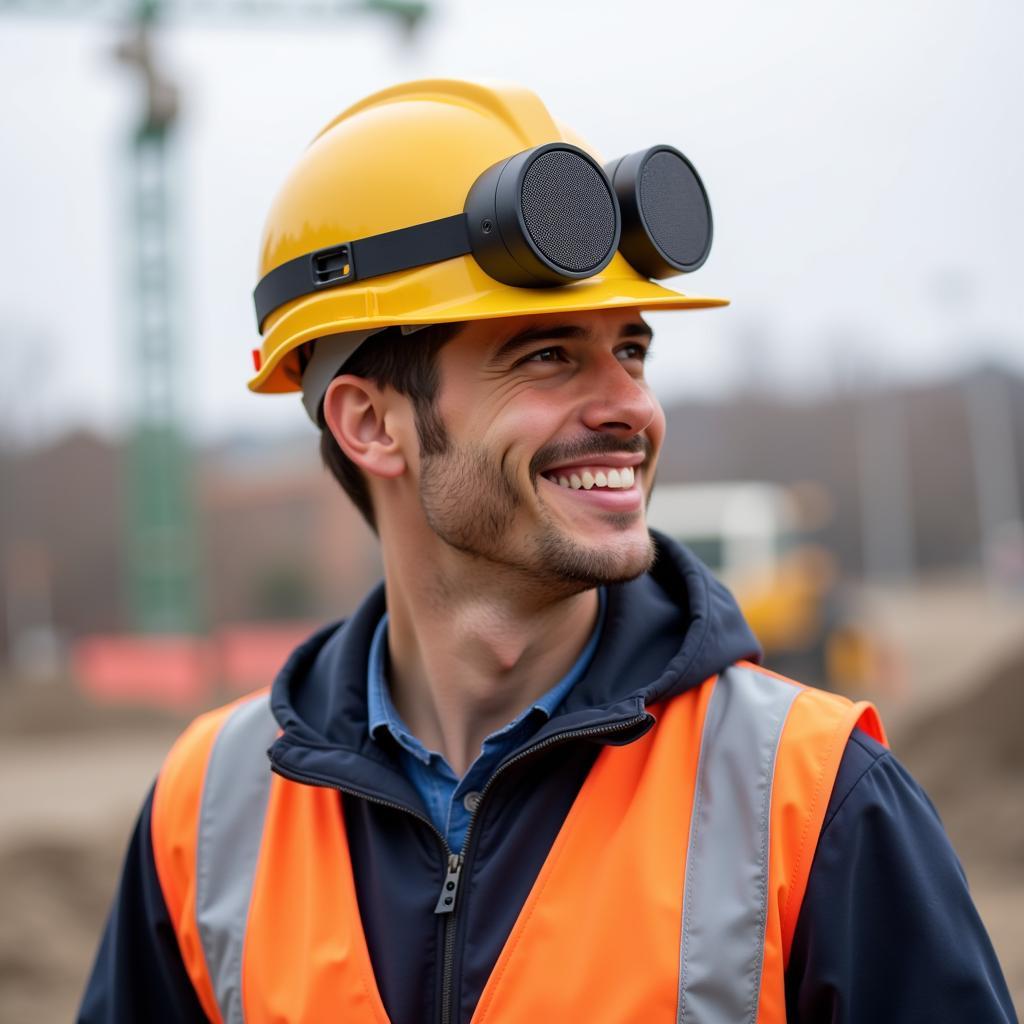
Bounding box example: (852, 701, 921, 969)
(253, 215, 471, 333)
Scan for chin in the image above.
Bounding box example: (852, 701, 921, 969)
(535, 521, 655, 587)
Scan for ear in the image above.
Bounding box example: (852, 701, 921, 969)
(322, 375, 409, 479)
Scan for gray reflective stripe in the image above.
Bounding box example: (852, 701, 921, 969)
(196, 695, 279, 1024)
(677, 665, 801, 1024)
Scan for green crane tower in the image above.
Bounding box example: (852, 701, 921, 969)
(1, 0, 428, 634)
(116, 0, 194, 632)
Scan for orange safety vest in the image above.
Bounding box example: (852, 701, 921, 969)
(151, 663, 885, 1023)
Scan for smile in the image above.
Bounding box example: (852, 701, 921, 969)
(541, 466, 636, 491)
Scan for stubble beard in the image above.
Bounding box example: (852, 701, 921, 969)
(418, 436, 656, 591)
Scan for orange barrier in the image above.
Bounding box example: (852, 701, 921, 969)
(71, 622, 318, 709)
(214, 622, 318, 693)
(72, 634, 210, 709)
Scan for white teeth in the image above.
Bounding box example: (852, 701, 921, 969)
(548, 465, 637, 490)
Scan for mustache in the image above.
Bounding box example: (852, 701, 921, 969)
(529, 434, 652, 481)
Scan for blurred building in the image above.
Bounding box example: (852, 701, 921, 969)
(0, 430, 380, 671)
(660, 366, 1024, 577)
(2, 366, 1023, 671)
(199, 437, 379, 626)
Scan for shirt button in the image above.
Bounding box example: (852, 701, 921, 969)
(463, 791, 483, 813)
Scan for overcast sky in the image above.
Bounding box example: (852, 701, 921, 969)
(1, 0, 1022, 442)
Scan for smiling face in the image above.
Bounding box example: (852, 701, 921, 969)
(410, 307, 665, 591)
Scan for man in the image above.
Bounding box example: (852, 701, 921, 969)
(80, 79, 1015, 1023)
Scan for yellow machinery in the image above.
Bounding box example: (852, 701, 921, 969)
(647, 482, 873, 691)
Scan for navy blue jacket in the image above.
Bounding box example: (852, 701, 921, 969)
(79, 537, 1017, 1023)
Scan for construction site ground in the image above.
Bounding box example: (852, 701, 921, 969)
(1, 575, 1021, 1021)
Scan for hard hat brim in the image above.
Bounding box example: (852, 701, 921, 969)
(248, 254, 728, 394)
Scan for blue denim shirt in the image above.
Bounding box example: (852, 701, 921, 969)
(367, 589, 606, 853)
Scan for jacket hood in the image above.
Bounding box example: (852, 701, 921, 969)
(268, 532, 760, 803)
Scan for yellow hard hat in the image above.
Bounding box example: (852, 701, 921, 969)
(248, 78, 727, 395)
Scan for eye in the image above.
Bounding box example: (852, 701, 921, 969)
(617, 341, 650, 363)
(522, 346, 567, 364)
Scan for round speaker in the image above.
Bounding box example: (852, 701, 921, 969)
(466, 143, 621, 287)
(605, 145, 712, 278)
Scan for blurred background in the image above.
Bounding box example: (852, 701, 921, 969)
(1, 0, 1021, 1017)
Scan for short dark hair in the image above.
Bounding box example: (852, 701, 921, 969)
(312, 322, 464, 530)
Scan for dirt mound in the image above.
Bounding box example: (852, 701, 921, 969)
(0, 678, 186, 1021)
(0, 834, 124, 1021)
(897, 642, 1024, 870)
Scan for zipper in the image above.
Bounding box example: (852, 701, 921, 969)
(272, 711, 650, 1024)
(269, 759, 465, 1023)
(433, 712, 650, 1024)
(434, 852, 464, 914)
(435, 852, 463, 1024)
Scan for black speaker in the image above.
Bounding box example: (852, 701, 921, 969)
(605, 145, 712, 277)
(465, 143, 621, 287)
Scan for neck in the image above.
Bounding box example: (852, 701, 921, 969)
(380, 541, 599, 776)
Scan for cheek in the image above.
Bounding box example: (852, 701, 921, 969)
(500, 398, 573, 471)
(463, 389, 568, 456)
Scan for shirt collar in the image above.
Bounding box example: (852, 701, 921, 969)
(367, 587, 607, 762)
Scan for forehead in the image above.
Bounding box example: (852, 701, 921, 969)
(448, 307, 652, 363)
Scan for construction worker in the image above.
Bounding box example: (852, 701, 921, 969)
(79, 80, 1015, 1023)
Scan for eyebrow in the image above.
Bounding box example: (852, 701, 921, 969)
(491, 320, 654, 364)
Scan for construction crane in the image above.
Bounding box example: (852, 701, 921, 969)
(1, 0, 429, 634)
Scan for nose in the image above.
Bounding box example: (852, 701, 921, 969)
(577, 353, 659, 436)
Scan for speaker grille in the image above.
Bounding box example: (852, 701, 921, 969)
(520, 150, 617, 273)
(640, 151, 710, 267)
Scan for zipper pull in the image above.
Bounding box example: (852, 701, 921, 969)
(434, 853, 463, 915)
